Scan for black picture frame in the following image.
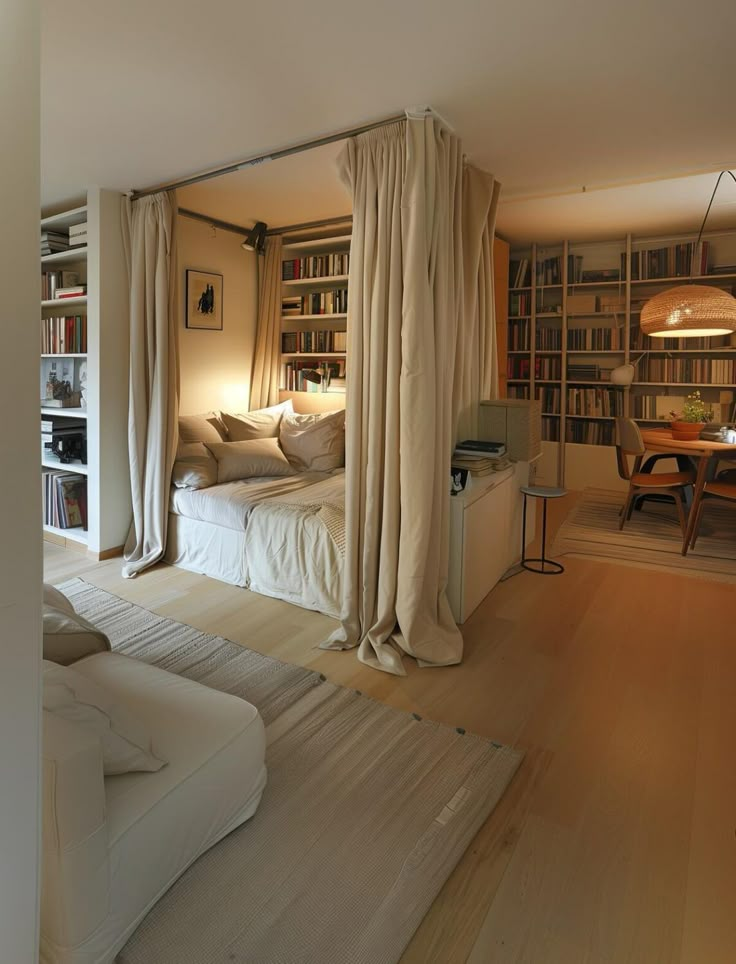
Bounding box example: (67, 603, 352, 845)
(186, 269, 223, 330)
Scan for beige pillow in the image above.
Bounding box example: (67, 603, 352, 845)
(171, 441, 218, 490)
(42, 660, 166, 775)
(172, 412, 227, 489)
(208, 437, 295, 483)
(178, 411, 227, 444)
(279, 409, 346, 472)
(220, 400, 293, 442)
(43, 585, 111, 666)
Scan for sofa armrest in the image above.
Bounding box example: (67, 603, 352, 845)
(41, 711, 110, 952)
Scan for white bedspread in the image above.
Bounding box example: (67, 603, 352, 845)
(169, 472, 345, 617)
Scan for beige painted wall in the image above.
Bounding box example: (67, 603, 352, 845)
(0, 0, 41, 958)
(178, 216, 258, 415)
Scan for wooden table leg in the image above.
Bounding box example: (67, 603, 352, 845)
(682, 454, 710, 555)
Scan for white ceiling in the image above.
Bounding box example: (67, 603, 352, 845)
(41, 0, 736, 241)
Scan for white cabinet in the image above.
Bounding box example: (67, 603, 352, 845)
(447, 461, 533, 623)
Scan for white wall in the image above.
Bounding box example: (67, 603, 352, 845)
(0, 0, 42, 959)
(178, 216, 258, 415)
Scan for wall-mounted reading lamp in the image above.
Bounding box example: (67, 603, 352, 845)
(241, 221, 268, 254)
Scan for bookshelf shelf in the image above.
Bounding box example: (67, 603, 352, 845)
(282, 274, 349, 288)
(281, 352, 347, 359)
(42, 456, 88, 475)
(41, 406, 87, 419)
(41, 353, 87, 359)
(42, 523, 88, 545)
(281, 313, 348, 322)
(42, 296, 87, 309)
(41, 247, 88, 266)
(567, 350, 624, 354)
(631, 273, 736, 286)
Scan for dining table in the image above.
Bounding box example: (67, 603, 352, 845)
(640, 427, 736, 552)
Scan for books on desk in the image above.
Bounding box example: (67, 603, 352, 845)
(455, 439, 507, 457)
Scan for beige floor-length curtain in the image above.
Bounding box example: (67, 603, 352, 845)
(249, 235, 283, 409)
(322, 113, 465, 676)
(121, 191, 179, 578)
(454, 165, 501, 442)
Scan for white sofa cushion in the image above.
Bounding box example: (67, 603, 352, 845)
(42, 660, 165, 775)
(220, 399, 293, 441)
(40, 652, 267, 964)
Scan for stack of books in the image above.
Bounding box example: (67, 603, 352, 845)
(55, 284, 87, 300)
(41, 231, 70, 256)
(452, 439, 509, 477)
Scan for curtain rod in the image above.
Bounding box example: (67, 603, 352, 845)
(130, 112, 407, 200)
(179, 208, 352, 240)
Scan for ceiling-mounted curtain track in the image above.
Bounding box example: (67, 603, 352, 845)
(179, 208, 252, 235)
(179, 207, 352, 239)
(130, 112, 407, 200)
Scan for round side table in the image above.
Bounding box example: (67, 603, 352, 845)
(520, 485, 567, 575)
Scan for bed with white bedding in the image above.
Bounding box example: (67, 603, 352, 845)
(164, 470, 346, 618)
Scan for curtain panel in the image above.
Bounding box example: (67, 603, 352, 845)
(121, 191, 179, 578)
(249, 235, 283, 410)
(454, 165, 501, 442)
(323, 114, 466, 675)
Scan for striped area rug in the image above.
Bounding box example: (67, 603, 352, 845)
(58, 578, 522, 964)
(553, 488, 736, 581)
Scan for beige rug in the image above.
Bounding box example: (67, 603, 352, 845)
(553, 488, 736, 582)
(59, 578, 522, 964)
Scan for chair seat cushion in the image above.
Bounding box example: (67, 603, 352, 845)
(631, 471, 695, 487)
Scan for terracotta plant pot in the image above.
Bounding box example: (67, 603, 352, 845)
(670, 419, 705, 441)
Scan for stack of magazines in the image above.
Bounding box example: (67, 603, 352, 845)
(452, 439, 510, 476)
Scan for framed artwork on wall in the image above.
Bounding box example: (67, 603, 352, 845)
(186, 270, 223, 330)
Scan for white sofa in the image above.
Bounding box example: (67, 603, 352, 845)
(41, 652, 267, 964)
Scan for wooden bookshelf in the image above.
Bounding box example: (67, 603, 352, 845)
(509, 230, 736, 488)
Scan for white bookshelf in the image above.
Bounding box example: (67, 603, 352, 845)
(40, 190, 130, 557)
(279, 231, 350, 398)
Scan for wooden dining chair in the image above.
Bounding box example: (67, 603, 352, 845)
(687, 479, 736, 550)
(614, 418, 696, 535)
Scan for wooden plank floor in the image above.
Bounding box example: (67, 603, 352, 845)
(44, 494, 736, 963)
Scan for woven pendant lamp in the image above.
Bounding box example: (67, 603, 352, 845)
(641, 171, 736, 338)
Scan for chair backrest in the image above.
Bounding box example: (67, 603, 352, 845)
(614, 417, 645, 481)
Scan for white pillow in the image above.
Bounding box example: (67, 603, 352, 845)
(220, 400, 293, 442)
(207, 437, 295, 483)
(279, 409, 346, 472)
(42, 660, 166, 776)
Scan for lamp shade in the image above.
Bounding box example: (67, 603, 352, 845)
(641, 284, 736, 338)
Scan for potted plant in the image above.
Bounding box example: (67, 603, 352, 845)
(668, 391, 714, 441)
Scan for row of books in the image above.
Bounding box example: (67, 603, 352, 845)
(566, 421, 615, 446)
(541, 417, 560, 442)
(567, 327, 623, 351)
(508, 319, 530, 350)
(507, 385, 530, 400)
(282, 253, 349, 281)
(42, 471, 87, 529)
(537, 255, 562, 286)
(282, 290, 348, 316)
(41, 315, 87, 354)
(509, 292, 531, 317)
(536, 386, 561, 414)
(452, 440, 508, 477)
(639, 358, 736, 384)
(280, 359, 347, 393)
(568, 363, 611, 381)
(507, 357, 562, 380)
(536, 326, 562, 350)
(567, 388, 624, 418)
(629, 328, 734, 351)
(42, 270, 83, 301)
(281, 330, 347, 354)
(509, 258, 531, 288)
(622, 241, 709, 280)
(631, 395, 665, 419)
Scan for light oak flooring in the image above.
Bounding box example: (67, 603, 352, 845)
(44, 493, 736, 964)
